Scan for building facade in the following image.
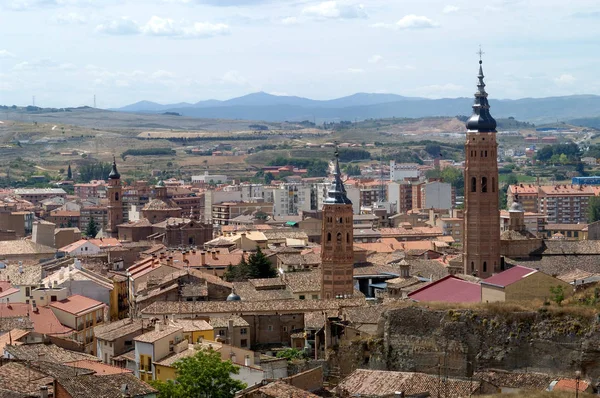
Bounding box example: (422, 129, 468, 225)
(463, 59, 500, 278)
(321, 150, 355, 299)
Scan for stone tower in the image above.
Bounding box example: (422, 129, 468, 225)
(463, 58, 500, 278)
(106, 157, 123, 237)
(321, 149, 354, 300)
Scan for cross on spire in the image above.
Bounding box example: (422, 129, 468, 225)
(477, 45, 485, 63)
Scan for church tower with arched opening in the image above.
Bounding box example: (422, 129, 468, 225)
(106, 157, 124, 238)
(463, 57, 501, 278)
(320, 148, 354, 299)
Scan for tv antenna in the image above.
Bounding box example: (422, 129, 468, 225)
(93, 95, 96, 108)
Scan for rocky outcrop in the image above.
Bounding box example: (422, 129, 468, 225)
(382, 306, 600, 378)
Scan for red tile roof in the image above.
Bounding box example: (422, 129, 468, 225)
(482, 265, 537, 288)
(554, 378, 590, 392)
(408, 275, 481, 303)
(0, 303, 72, 335)
(49, 295, 105, 316)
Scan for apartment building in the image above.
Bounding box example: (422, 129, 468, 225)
(212, 202, 274, 226)
(134, 323, 185, 381)
(74, 180, 106, 199)
(272, 184, 312, 217)
(389, 161, 420, 181)
(507, 184, 540, 213)
(79, 206, 108, 231)
(13, 188, 67, 205)
(538, 185, 594, 224)
(388, 181, 414, 214)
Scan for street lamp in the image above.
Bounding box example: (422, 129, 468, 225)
(575, 370, 581, 398)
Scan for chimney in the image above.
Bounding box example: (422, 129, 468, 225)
(182, 251, 187, 264)
(245, 354, 250, 367)
(32, 300, 38, 313)
(39, 386, 49, 398)
(200, 252, 206, 266)
(228, 319, 234, 345)
(156, 320, 164, 332)
(230, 352, 237, 364)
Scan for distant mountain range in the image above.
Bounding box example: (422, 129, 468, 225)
(112, 92, 600, 125)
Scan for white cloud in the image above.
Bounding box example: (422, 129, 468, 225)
(96, 16, 229, 38)
(346, 68, 364, 73)
(368, 54, 383, 64)
(554, 74, 576, 85)
(52, 12, 87, 24)
(396, 15, 439, 29)
(280, 16, 299, 25)
(96, 17, 140, 35)
(302, 1, 367, 20)
(0, 50, 16, 58)
(442, 5, 459, 13)
(8, 0, 96, 10)
(221, 70, 248, 85)
(13, 59, 61, 71)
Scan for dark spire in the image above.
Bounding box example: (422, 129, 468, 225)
(466, 52, 497, 132)
(108, 156, 121, 180)
(325, 146, 352, 205)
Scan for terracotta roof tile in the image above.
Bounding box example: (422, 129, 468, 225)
(57, 373, 157, 398)
(49, 295, 105, 316)
(256, 381, 320, 398)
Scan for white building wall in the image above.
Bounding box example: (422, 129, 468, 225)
(422, 181, 452, 210)
(389, 160, 419, 181)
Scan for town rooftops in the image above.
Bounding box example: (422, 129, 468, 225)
(0, 303, 72, 335)
(14, 188, 67, 195)
(134, 325, 182, 344)
(141, 297, 365, 316)
(64, 360, 132, 375)
(0, 241, 55, 257)
(171, 319, 213, 332)
(481, 265, 537, 288)
(408, 275, 481, 303)
(209, 315, 249, 328)
(545, 223, 589, 231)
(552, 378, 590, 393)
(254, 381, 320, 398)
(539, 185, 595, 195)
(57, 373, 157, 398)
(4, 343, 98, 363)
(0, 262, 42, 286)
(0, 329, 29, 353)
(337, 369, 482, 397)
(474, 370, 555, 391)
(0, 362, 54, 396)
(49, 294, 105, 316)
(94, 319, 149, 342)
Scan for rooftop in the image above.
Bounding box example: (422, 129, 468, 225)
(0, 362, 54, 396)
(254, 381, 320, 398)
(0, 262, 42, 286)
(134, 325, 182, 343)
(209, 315, 249, 328)
(57, 373, 157, 398)
(0, 303, 72, 335)
(94, 319, 149, 342)
(408, 275, 481, 303)
(3, 343, 98, 363)
(482, 265, 537, 288)
(49, 294, 105, 316)
(0, 241, 55, 256)
(64, 360, 133, 375)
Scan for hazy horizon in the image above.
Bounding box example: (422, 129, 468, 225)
(1, 0, 599, 108)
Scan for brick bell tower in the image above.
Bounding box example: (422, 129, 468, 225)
(106, 157, 123, 238)
(463, 56, 500, 278)
(321, 148, 354, 300)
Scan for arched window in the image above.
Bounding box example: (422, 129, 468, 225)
(336, 233, 342, 243)
(484, 150, 488, 157)
(327, 232, 331, 242)
(471, 177, 477, 192)
(481, 177, 488, 193)
(483, 261, 487, 273)
(339, 217, 343, 224)
(346, 233, 350, 243)
(115, 192, 119, 201)
(492, 177, 496, 192)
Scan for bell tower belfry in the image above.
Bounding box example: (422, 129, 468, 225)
(106, 157, 123, 238)
(463, 56, 500, 278)
(321, 148, 354, 299)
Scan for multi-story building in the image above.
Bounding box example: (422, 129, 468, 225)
(271, 184, 311, 217)
(500, 210, 546, 236)
(46, 209, 80, 228)
(538, 185, 594, 224)
(388, 181, 414, 214)
(421, 181, 453, 210)
(211, 202, 274, 226)
(123, 180, 152, 209)
(507, 184, 539, 213)
(79, 206, 108, 232)
(74, 180, 106, 200)
(13, 188, 67, 205)
(359, 181, 387, 207)
(0, 210, 34, 237)
(314, 182, 360, 214)
(389, 161, 420, 181)
(437, 216, 464, 243)
(49, 294, 106, 354)
(134, 323, 185, 382)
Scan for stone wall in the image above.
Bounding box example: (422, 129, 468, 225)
(381, 306, 600, 378)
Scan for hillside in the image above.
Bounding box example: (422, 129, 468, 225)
(112, 92, 600, 124)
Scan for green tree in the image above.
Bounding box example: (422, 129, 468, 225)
(85, 217, 98, 237)
(276, 348, 306, 361)
(549, 285, 565, 306)
(150, 349, 246, 398)
(67, 163, 72, 180)
(264, 172, 275, 184)
(589, 196, 600, 223)
(247, 247, 277, 279)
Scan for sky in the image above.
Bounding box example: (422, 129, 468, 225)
(1, 0, 600, 108)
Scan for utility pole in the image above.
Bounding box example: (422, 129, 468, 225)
(32, 96, 35, 107)
(94, 94, 97, 108)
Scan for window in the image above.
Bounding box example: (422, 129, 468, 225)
(471, 177, 477, 193)
(327, 232, 331, 242)
(346, 233, 350, 243)
(115, 192, 119, 201)
(241, 328, 247, 335)
(471, 262, 475, 272)
(299, 295, 305, 300)
(481, 177, 488, 193)
(312, 295, 318, 299)
(336, 232, 342, 243)
(267, 325, 273, 331)
(283, 326, 288, 332)
(218, 330, 226, 336)
(484, 150, 488, 157)
(492, 177, 496, 193)
(241, 339, 248, 347)
(483, 261, 487, 273)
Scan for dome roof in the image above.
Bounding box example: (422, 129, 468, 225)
(226, 291, 241, 301)
(108, 158, 120, 180)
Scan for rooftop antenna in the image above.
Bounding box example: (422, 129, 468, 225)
(32, 96, 36, 107)
(93, 94, 96, 109)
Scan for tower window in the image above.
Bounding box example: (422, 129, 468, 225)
(483, 261, 487, 273)
(115, 192, 119, 201)
(492, 177, 496, 192)
(346, 233, 350, 243)
(471, 177, 476, 193)
(484, 150, 488, 157)
(339, 217, 343, 224)
(327, 232, 331, 242)
(337, 233, 342, 243)
(481, 177, 488, 193)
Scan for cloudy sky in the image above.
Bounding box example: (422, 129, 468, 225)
(1, 0, 600, 108)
